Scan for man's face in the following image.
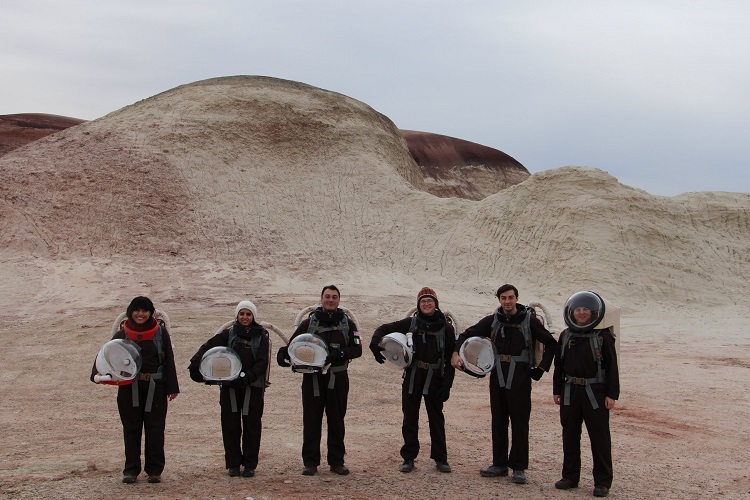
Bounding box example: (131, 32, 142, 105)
(130, 308, 151, 325)
(237, 308, 254, 326)
(573, 307, 592, 326)
(320, 288, 340, 311)
(418, 297, 436, 316)
(498, 290, 518, 314)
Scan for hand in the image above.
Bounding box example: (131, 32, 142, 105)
(325, 348, 343, 365)
(450, 352, 463, 370)
(277, 346, 291, 367)
(436, 386, 451, 403)
(168, 393, 178, 401)
(529, 367, 544, 381)
(370, 344, 386, 364)
(189, 366, 204, 383)
(605, 396, 616, 410)
(553, 394, 561, 405)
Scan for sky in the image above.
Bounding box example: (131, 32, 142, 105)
(2, 1, 749, 196)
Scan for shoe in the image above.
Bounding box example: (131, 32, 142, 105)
(302, 465, 317, 476)
(122, 475, 137, 484)
(435, 461, 452, 473)
(242, 468, 255, 477)
(147, 475, 161, 483)
(555, 478, 579, 490)
(228, 467, 241, 477)
(593, 486, 610, 497)
(329, 465, 350, 475)
(400, 459, 414, 473)
(512, 469, 527, 484)
(480, 465, 509, 477)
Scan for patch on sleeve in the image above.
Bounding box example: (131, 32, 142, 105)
(353, 331, 362, 345)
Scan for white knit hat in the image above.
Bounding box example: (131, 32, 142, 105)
(235, 300, 258, 321)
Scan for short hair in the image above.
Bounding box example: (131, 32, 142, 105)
(127, 296, 155, 319)
(321, 285, 341, 297)
(495, 284, 519, 298)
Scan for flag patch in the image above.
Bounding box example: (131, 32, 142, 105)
(353, 331, 362, 345)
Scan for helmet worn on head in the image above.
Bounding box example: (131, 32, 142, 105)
(459, 336, 496, 377)
(95, 339, 142, 384)
(378, 332, 413, 369)
(287, 333, 329, 373)
(199, 346, 243, 383)
(563, 291, 606, 332)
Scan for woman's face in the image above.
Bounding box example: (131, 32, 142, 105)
(237, 308, 254, 326)
(573, 307, 592, 326)
(130, 308, 151, 325)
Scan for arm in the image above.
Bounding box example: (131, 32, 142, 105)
(162, 328, 180, 396)
(341, 320, 363, 360)
(247, 331, 270, 383)
(601, 329, 620, 401)
(442, 324, 456, 388)
(451, 315, 493, 368)
(531, 316, 557, 372)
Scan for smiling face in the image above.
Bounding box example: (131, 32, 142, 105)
(130, 308, 151, 325)
(237, 308, 254, 326)
(497, 290, 518, 315)
(573, 307, 592, 326)
(320, 288, 340, 311)
(418, 296, 436, 316)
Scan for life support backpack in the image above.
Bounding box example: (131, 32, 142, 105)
(558, 328, 610, 409)
(405, 313, 446, 396)
(489, 307, 535, 389)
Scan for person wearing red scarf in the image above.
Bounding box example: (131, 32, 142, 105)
(91, 296, 180, 484)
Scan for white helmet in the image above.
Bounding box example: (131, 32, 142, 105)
(459, 337, 496, 378)
(199, 346, 243, 383)
(378, 332, 413, 369)
(288, 333, 329, 373)
(95, 339, 142, 383)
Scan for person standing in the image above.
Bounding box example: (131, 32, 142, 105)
(452, 284, 556, 485)
(553, 291, 619, 498)
(91, 296, 180, 484)
(370, 287, 455, 473)
(188, 301, 270, 478)
(277, 285, 362, 476)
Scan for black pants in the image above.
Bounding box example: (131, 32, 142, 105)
(400, 381, 447, 462)
(219, 386, 265, 469)
(559, 388, 613, 488)
(117, 381, 168, 477)
(301, 370, 349, 467)
(488, 372, 531, 470)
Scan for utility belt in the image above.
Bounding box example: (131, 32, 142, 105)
(494, 348, 529, 390)
(131, 371, 163, 412)
(407, 359, 441, 396)
(311, 363, 348, 397)
(562, 373, 606, 409)
(227, 376, 264, 415)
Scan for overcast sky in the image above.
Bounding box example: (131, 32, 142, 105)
(2, 1, 748, 196)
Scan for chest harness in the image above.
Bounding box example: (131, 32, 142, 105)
(126, 323, 165, 413)
(406, 315, 446, 396)
(490, 310, 534, 390)
(306, 312, 350, 397)
(559, 329, 607, 409)
(226, 325, 268, 415)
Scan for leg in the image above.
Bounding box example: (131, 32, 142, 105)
(142, 384, 168, 476)
(117, 384, 145, 477)
(325, 372, 349, 467)
(220, 387, 243, 469)
(423, 391, 447, 463)
(489, 375, 510, 467)
(241, 387, 265, 470)
(560, 399, 584, 483)
(507, 384, 531, 471)
(400, 382, 422, 461)
(583, 396, 613, 488)
(301, 375, 324, 467)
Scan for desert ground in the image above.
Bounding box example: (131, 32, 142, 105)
(0, 76, 748, 499)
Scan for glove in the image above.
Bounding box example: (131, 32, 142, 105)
(436, 386, 451, 403)
(277, 346, 291, 367)
(370, 344, 386, 364)
(325, 348, 343, 365)
(189, 366, 204, 383)
(530, 367, 544, 381)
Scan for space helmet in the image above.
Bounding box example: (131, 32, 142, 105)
(378, 332, 413, 369)
(199, 346, 243, 383)
(95, 339, 142, 384)
(287, 333, 329, 373)
(459, 336, 496, 377)
(563, 291, 606, 332)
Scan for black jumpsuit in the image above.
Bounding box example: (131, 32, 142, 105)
(291, 309, 362, 468)
(553, 327, 619, 489)
(371, 311, 455, 463)
(189, 323, 270, 471)
(456, 304, 556, 471)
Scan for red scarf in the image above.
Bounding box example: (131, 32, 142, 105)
(123, 317, 159, 341)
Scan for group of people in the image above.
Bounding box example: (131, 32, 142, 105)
(91, 283, 619, 498)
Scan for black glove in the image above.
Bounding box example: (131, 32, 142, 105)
(530, 367, 544, 381)
(277, 346, 291, 367)
(436, 386, 451, 403)
(325, 348, 343, 365)
(369, 344, 386, 364)
(189, 366, 204, 383)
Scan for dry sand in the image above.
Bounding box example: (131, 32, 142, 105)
(0, 76, 748, 499)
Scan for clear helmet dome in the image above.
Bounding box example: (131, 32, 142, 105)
(563, 291, 606, 332)
(199, 346, 243, 382)
(378, 332, 413, 369)
(288, 333, 329, 373)
(459, 336, 496, 377)
(95, 339, 142, 382)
